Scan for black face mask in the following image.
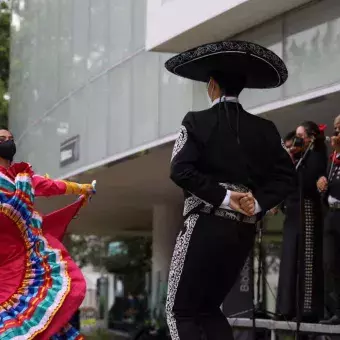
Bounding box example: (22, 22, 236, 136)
(0, 140, 16, 162)
(292, 136, 304, 148)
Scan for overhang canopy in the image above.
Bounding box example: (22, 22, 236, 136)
(146, 0, 312, 53)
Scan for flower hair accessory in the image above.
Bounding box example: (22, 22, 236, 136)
(318, 124, 327, 132)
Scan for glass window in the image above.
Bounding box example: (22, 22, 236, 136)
(283, 0, 340, 98)
(108, 61, 132, 155)
(131, 52, 159, 147)
(109, 0, 133, 65)
(159, 53, 193, 136)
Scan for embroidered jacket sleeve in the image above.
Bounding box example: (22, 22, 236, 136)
(33, 175, 93, 197)
(170, 111, 227, 207)
(253, 121, 297, 213)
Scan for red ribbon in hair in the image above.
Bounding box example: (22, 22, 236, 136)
(330, 152, 340, 165)
(318, 124, 327, 133)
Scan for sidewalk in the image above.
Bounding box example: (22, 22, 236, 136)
(82, 320, 130, 339)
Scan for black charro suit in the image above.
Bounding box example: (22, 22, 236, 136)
(165, 100, 296, 340)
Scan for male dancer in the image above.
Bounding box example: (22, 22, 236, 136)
(164, 41, 297, 339)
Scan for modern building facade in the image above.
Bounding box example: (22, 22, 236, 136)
(9, 0, 340, 313)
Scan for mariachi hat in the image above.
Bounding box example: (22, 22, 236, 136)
(165, 40, 288, 89)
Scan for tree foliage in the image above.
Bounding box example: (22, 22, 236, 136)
(0, 0, 10, 127)
(66, 235, 152, 295)
(105, 237, 152, 295)
(66, 235, 112, 269)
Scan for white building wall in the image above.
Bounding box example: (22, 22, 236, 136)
(146, 0, 249, 50)
(146, 0, 311, 52)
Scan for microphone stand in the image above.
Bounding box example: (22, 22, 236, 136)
(295, 139, 314, 340)
(254, 220, 269, 319)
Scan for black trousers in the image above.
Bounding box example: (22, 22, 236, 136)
(166, 213, 255, 340)
(324, 209, 340, 317)
(276, 199, 323, 320)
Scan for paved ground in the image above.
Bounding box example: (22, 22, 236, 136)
(82, 320, 130, 339)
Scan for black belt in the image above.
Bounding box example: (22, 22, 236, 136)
(200, 206, 257, 225)
(183, 182, 256, 224)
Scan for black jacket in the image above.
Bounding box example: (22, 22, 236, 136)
(170, 102, 297, 216)
(323, 155, 340, 204)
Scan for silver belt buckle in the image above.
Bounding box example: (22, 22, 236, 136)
(214, 208, 256, 224)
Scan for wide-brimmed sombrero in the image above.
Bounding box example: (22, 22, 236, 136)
(165, 40, 288, 89)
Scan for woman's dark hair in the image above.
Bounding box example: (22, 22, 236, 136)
(210, 71, 246, 97)
(284, 130, 296, 143)
(299, 120, 326, 153)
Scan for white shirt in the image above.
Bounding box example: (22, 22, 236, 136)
(211, 96, 239, 106)
(329, 153, 340, 204)
(211, 96, 262, 215)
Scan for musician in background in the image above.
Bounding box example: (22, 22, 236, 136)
(276, 121, 327, 322)
(317, 115, 340, 325)
(284, 130, 297, 151)
(271, 131, 296, 216)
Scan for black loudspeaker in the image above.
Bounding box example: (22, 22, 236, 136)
(223, 256, 254, 340)
(223, 255, 253, 318)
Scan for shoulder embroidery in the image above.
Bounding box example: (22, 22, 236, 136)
(171, 125, 188, 162)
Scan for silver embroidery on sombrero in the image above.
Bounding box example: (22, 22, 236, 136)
(171, 125, 188, 162)
(165, 41, 288, 87)
(166, 214, 199, 340)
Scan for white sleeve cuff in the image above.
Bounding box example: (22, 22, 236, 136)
(220, 190, 231, 209)
(254, 199, 262, 214)
(220, 191, 262, 215)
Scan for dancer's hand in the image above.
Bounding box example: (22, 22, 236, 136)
(239, 193, 255, 216)
(270, 207, 279, 215)
(317, 176, 327, 192)
(80, 180, 96, 197)
(229, 191, 252, 216)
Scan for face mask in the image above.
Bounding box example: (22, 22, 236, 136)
(292, 136, 304, 148)
(0, 140, 16, 162)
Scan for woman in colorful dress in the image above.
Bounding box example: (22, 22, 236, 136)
(0, 128, 96, 339)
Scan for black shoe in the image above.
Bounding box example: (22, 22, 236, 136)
(320, 315, 340, 325)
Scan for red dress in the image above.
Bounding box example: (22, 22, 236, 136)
(0, 162, 90, 339)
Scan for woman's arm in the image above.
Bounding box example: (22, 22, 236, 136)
(303, 150, 328, 197)
(170, 111, 227, 208)
(33, 174, 94, 197)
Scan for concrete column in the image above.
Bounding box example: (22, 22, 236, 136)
(151, 204, 182, 310)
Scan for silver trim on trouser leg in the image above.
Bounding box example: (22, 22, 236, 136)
(303, 199, 314, 312)
(165, 214, 199, 340)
